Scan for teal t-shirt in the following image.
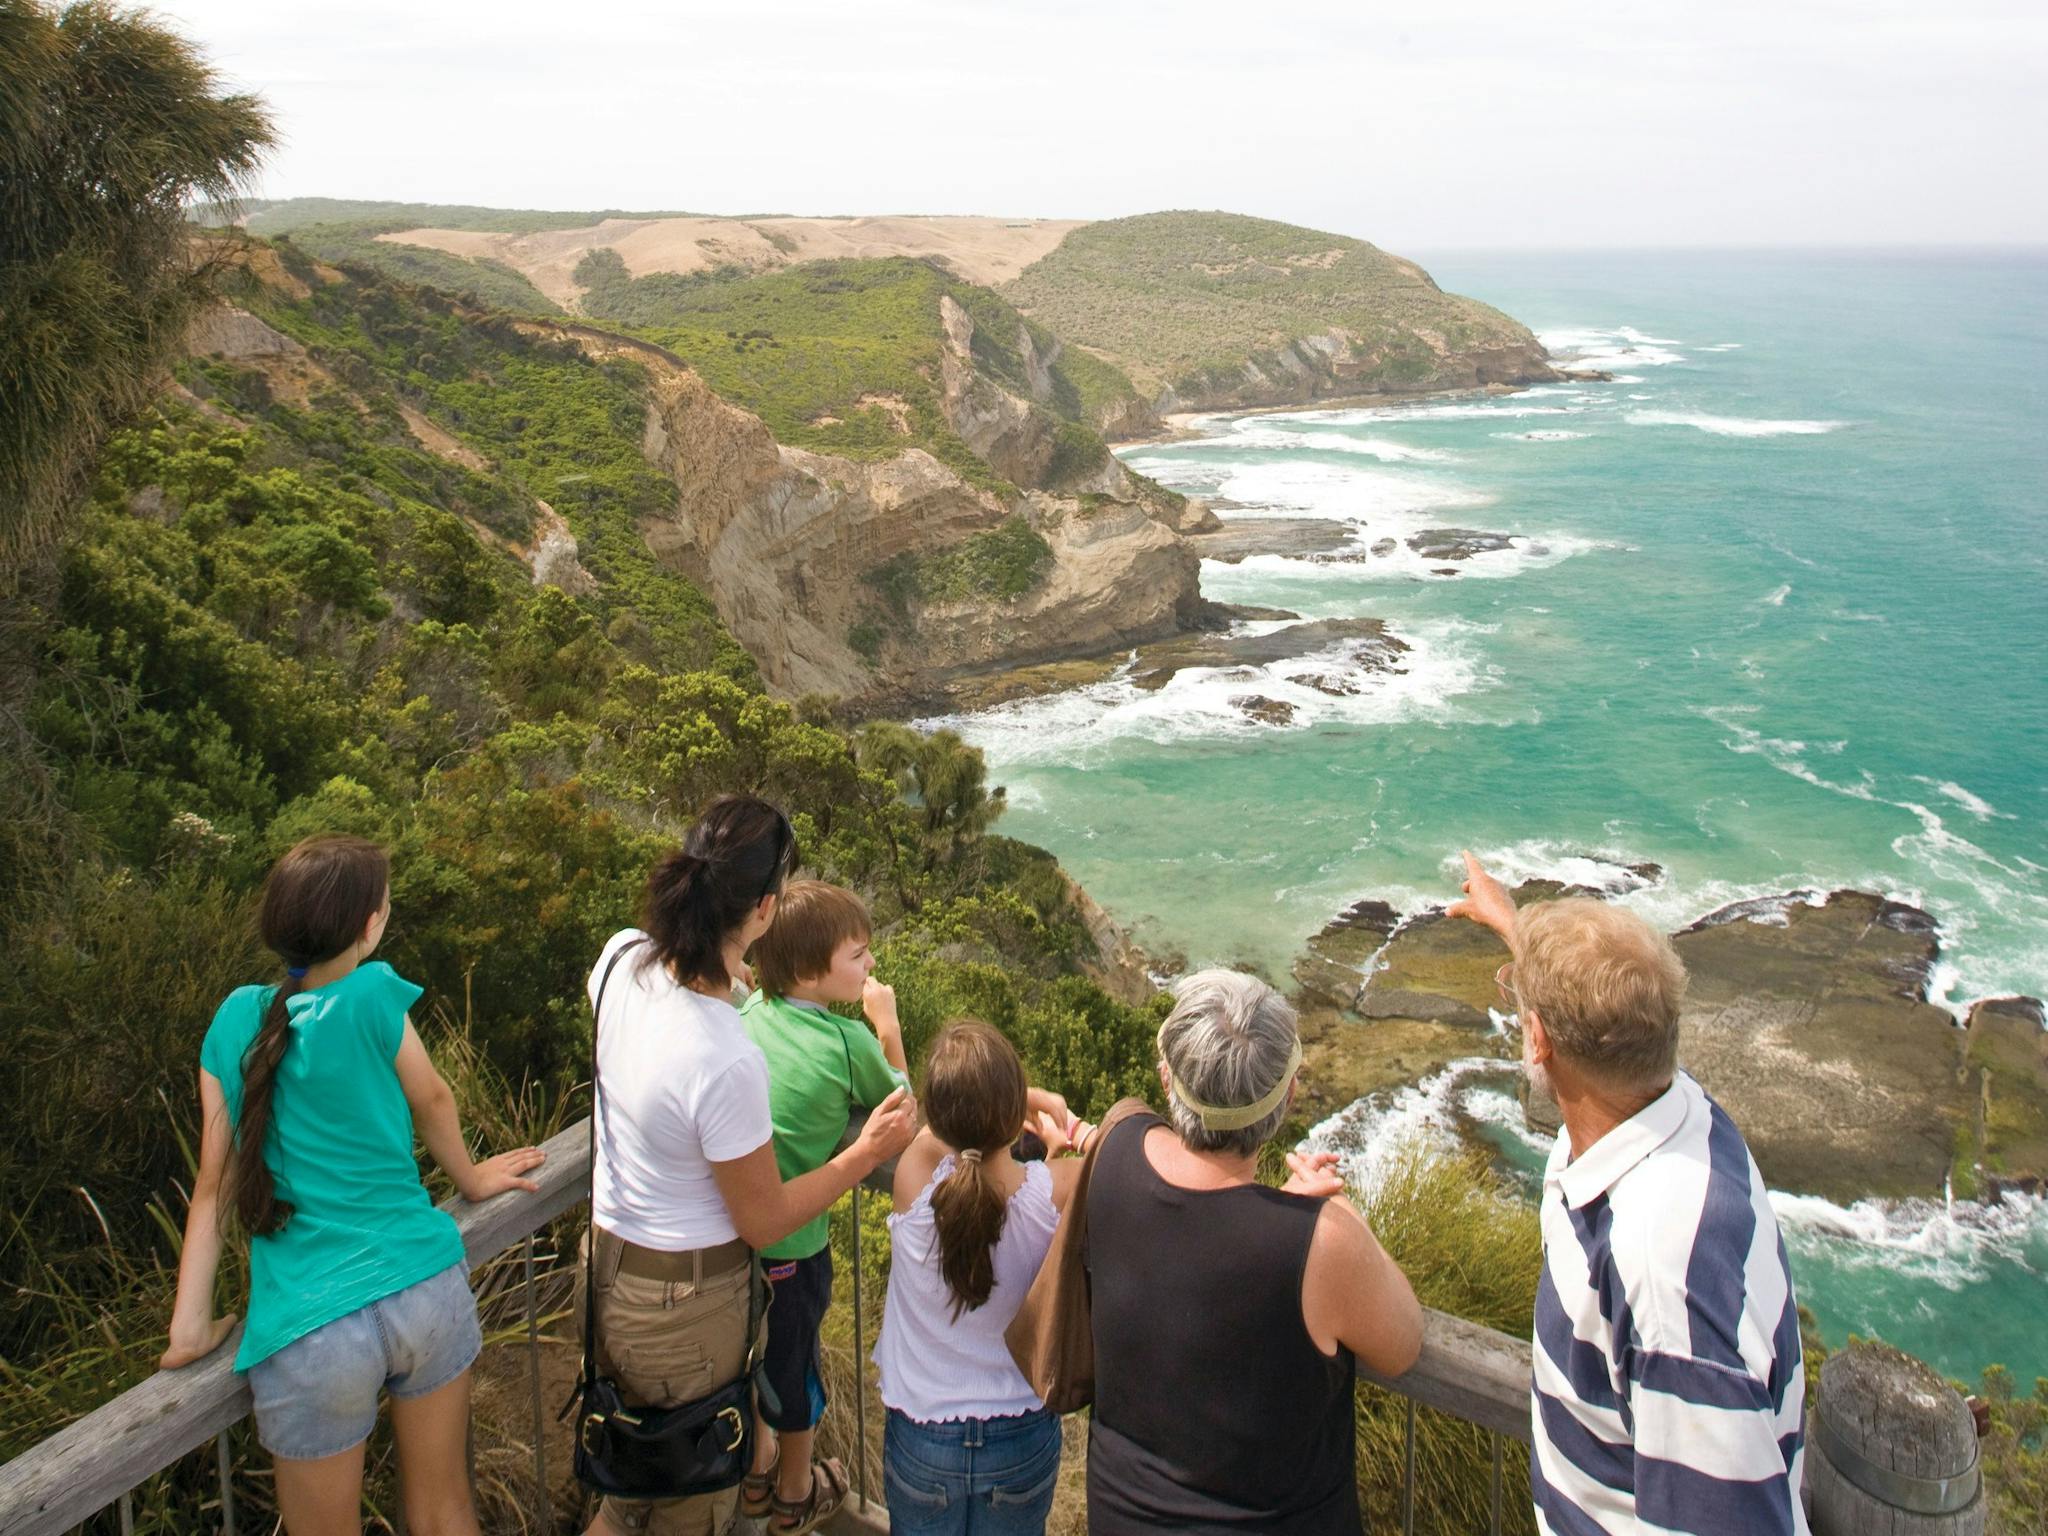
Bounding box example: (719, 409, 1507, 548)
(201, 961, 465, 1369)
(739, 991, 909, 1260)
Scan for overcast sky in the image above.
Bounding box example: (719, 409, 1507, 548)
(154, 0, 2047, 249)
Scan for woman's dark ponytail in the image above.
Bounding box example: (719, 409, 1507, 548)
(922, 1020, 1030, 1318)
(642, 796, 795, 989)
(232, 835, 391, 1236)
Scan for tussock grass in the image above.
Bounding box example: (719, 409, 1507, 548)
(1353, 1143, 1543, 1534)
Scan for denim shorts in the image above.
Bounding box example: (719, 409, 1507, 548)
(246, 1260, 481, 1460)
(883, 1406, 1063, 1536)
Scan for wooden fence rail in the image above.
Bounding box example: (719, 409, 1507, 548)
(0, 1117, 1532, 1536)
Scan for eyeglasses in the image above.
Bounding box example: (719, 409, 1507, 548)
(1495, 962, 1521, 1019)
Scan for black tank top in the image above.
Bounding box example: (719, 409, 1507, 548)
(1083, 1112, 1360, 1534)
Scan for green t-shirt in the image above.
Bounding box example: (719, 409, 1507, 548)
(740, 990, 909, 1259)
(201, 962, 465, 1369)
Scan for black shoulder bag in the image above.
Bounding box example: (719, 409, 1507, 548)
(570, 937, 772, 1500)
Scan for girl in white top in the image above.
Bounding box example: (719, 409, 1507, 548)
(873, 1020, 1091, 1536)
(583, 795, 915, 1536)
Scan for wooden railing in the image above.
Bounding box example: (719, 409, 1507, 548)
(0, 1117, 1533, 1536)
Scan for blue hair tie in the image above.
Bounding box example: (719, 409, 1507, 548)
(286, 965, 309, 980)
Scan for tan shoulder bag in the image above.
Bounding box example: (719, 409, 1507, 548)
(1003, 1096, 1152, 1413)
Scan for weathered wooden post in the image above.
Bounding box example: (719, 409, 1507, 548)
(1807, 1340, 1983, 1535)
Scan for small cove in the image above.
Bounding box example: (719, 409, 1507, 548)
(929, 250, 2048, 1386)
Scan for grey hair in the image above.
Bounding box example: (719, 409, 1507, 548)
(1157, 968, 1301, 1156)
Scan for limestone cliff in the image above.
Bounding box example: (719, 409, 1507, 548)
(534, 322, 1201, 706)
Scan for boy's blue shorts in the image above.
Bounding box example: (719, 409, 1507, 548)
(760, 1248, 832, 1432)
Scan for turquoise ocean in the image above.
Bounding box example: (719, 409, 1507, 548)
(931, 251, 2048, 1386)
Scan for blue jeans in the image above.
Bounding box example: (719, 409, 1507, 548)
(883, 1407, 1062, 1536)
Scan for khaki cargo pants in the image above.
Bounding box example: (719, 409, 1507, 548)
(577, 1231, 758, 1536)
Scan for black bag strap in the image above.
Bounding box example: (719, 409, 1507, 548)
(578, 939, 771, 1404)
(581, 935, 644, 1396)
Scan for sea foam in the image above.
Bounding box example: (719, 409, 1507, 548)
(1539, 324, 1687, 370)
(929, 616, 1494, 769)
(1626, 409, 1846, 438)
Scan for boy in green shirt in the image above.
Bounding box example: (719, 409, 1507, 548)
(739, 880, 909, 1533)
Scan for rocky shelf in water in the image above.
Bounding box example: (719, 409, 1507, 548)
(1190, 517, 1526, 572)
(926, 615, 1410, 715)
(1289, 877, 2048, 1206)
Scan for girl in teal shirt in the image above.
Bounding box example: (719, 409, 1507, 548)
(163, 835, 545, 1535)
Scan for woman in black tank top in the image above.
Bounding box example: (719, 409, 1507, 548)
(1083, 970, 1424, 1534)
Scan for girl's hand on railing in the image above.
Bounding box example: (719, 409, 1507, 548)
(1282, 1149, 1346, 1198)
(160, 1312, 237, 1370)
(456, 1146, 547, 1202)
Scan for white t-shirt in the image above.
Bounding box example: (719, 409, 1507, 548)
(587, 929, 772, 1250)
(873, 1155, 1060, 1422)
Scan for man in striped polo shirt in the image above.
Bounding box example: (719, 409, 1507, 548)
(1451, 853, 1808, 1536)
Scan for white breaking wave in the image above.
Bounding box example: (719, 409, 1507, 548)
(1493, 430, 1589, 442)
(1699, 705, 2048, 1002)
(1773, 1189, 2048, 1291)
(1309, 1058, 2048, 1294)
(1699, 343, 1744, 352)
(1540, 324, 1687, 371)
(1913, 777, 2012, 822)
(1208, 419, 1452, 462)
(1210, 458, 1494, 521)
(927, 615, 1497, 769)
(1305, 1057, 1516, 1193)
(1269, 399, 1593, 427)
(1627, 410, 1846, 438)
(1446, 841, 1663, 899)
(1762, 583, 1792, 607)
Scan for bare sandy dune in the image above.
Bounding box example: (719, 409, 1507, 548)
(378, 215, 1083, 308)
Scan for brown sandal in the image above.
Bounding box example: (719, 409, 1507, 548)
(740, 1448, 780, 1520)
(769, 1458, 848, 1536)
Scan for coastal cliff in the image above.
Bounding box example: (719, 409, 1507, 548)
(263, 201, 1559, 429)
(529, 320, 1200, 706)
(1001, 211, 1559, 418)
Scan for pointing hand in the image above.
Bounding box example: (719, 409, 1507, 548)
(1446, 850, 1517, 942)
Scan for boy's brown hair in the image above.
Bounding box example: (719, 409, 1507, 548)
(753, 879, 872, 996)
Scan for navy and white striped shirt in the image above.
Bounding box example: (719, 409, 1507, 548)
(1532, 1071, 1807, 1536)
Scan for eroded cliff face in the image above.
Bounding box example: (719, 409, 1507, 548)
(1153, 327, 1559, 415)
(935, 295, 1154, 500)
(538, 321, 1201, 705)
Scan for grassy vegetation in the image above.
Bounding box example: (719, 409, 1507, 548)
(2, 245, 1174, 1534)
(1002, 210, 1541, 400)
(573, 253, 1145, 486)
(213, 199, 696, 236)
(277, 224, 563, 315)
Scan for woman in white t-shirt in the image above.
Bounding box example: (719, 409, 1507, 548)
(873, 1020, 1090, 1536)
(583, 795, 915, 1536)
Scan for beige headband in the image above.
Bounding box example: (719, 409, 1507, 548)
(1166, 1038, 1303, 1132)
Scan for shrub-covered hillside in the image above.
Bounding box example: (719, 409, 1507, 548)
(0, 243, 1172, 1422)
(1002, 210, 1557, 408)
(575, 251, 1153, 467)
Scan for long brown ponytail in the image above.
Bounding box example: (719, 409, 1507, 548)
(232, 835, 391, 1236)
(641, 795, 795, 989)
(922, 1020, 1029, 1318)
